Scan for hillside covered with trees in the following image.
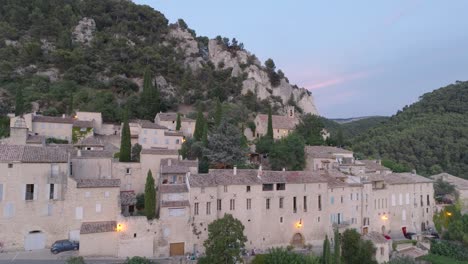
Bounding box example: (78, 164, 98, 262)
(0, 0, 316, 124)
(351, 81, 468, 179)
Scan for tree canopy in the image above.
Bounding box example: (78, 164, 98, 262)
(199, 214, 247, 264)
(351, 81, 468, 179)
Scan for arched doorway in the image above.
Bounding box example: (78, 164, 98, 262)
(291, 233, 304, 248)
(24, 230, 46, 250)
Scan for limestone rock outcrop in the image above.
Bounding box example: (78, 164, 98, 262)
(207, 40, 319, 115)
(72, 17, 96, 46)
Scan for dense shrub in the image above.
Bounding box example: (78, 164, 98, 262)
(430, 240, 468, 261)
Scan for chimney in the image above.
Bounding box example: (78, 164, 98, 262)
(168, 159, 172, 166)
(233, 166, 237, 175)
(257, 165, 263, 179)
(411, 169, 416, 175)
(77, 149, 82, 157)
(282, 168, 286, 171)
(62, 114, 66, 118)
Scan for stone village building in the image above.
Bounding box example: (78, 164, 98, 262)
(0, 115, 436, 263)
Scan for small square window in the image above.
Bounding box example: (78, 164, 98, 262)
(246, 186, 251, 192)
(8, 163, 13, 168)
(280, 217, 283, 223)
(126, 168, 131, 174)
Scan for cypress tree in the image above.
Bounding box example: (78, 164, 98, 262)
(15, 86, 24, 116)
(266, 106, 274, 140)
(334, 229, 341, 264)
(176, 113, 182, 131)
(67, 93, 74, 116)
(141, 68, 160, 119)
(193, 109, 204, 141)
(153, 82, 161, 117)
(214, 99, 222, 127)
(322, 235, 331, 264)
(144, 170, 156, 219)
(336, 127, 344, 147)
(119, 110, 132, 162)
(202, 121, 208, 147)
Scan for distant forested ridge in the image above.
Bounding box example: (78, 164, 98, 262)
(322, 116, 389, 142)
(351, 81, 468, 179)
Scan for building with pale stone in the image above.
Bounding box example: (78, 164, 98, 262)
(0, 114, 436, 263)
(155, 112, 195, 138)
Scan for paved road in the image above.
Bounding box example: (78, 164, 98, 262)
(0, 250, 123, 264)
(0, 249, 192, 264)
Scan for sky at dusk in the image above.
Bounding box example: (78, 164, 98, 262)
(135, 0, 468, 118)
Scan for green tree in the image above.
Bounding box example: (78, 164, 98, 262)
(295, 114, 325, 146)
(193, 109, 205, 141)
(67, 93, 74, 116)
(203, 119, 248, 168)
(119, 110, 132, 162)
(214, 99, 223, 127)
(175, 113, 181, 131)
(140, 68, 160, 119)
(322, 235, 331, 264)
(198, 214, 247, 264)
(336, 127, 344, 147)
(131, 143, 142, 162)
(433, 178, 457, 198)
(334, 229, 341, 264)
(265, 58, 280, 86)
(342, 229, 377, 264)
(267, 107, 274, 140)
(144, 170, 156, 220)
(202, 121, 208, 147)
(15, 86, 24, 116)
(269, 133, 305, 171)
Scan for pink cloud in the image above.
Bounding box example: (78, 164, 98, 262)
(304, 70, 374, 90)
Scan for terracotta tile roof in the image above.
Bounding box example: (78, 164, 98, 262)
(359, 160, 390, 172)
(164, 131, 184, 137)
(0, 145, 68, 163)
(430, 173, 468, 190)
(384, 173, 433, 185)
(160, 184, 188, 193)
(75, 137, 103, 147)
(161, 158, 198, 168)
(141, 148, 179, 156)
(156, 113, 194, 122)
(363, 231, 388, 244)
(189, 169, 328, 187)
(73, 120, 93, 128)
(257, 114, 299, 130)
(76, 179, 120, 188)
(139, 120, 167, 129)
(161, 165, 189, 174)
(80, 221, 116, 234)
(305, 146, 353, 159)
(161, 200, 190, 207)
(33, 115, 75, 124)
(120, 191, 137, 206)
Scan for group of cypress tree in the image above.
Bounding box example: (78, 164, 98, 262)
(118, 68, 160, 219)
(322, 229, 341, 264)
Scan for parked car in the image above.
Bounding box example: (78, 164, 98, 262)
(404, 232, 416, 239)
(50, 240, 79, 254)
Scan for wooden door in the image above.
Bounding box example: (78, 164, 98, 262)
(170, 242, 185, 256)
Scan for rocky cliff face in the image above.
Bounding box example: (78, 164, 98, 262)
(167, 27, 319, 115)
